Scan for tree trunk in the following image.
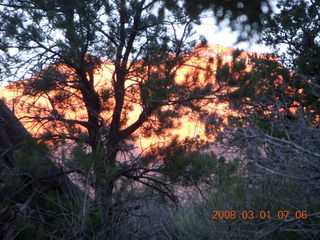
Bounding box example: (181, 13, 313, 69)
(0, 100, 81, 238)
(0, 99, 29, 168)
(0, 99, 78, 190)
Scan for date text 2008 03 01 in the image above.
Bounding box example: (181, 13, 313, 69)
(211, 210, 308, 220)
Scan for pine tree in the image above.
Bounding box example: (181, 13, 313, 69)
(0, 0, 221, 236)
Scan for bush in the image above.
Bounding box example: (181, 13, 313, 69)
(160, 117, 320, 240)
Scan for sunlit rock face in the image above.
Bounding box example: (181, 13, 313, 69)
(0, 44, 253, 152)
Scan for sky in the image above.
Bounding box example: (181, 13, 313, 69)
(194, 13, 272, 54)
(193, 0, 284, 55)
(0, 8, 273, 88)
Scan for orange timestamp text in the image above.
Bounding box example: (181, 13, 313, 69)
(211, 210, 308, 220)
